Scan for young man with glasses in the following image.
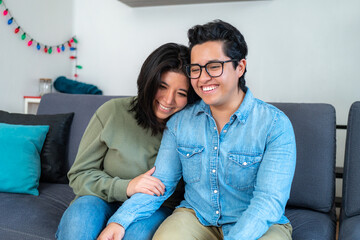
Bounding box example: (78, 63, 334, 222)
(98, 20, 296, 240)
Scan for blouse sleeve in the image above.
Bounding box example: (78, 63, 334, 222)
(68, 101, 131, 203)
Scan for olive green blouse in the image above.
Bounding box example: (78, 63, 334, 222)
(68, 97, 183, 209)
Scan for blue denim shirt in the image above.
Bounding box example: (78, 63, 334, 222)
(108, 89, 296, 240)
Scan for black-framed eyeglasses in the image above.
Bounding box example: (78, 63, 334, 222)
(185, 59, 238, 79)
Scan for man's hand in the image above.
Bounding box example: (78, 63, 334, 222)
(97, 222, 125, 240)
(126, 167, 165, 197)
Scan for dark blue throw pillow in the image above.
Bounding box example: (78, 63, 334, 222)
(0, 110, 74, 183)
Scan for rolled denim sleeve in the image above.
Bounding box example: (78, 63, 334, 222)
(107, 118, 182, 229)
(225, 112, 296, 240)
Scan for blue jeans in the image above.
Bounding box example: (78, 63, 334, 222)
(56, 195, 172, 240)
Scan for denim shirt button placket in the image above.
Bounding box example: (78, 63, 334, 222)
(209, 118, 221, 224)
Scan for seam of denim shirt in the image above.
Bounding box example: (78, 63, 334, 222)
(266, 109, 280, 144)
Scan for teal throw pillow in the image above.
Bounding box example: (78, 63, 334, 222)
(0, 123, 49, 195)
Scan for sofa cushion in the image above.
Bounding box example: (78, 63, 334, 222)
(342, 101, 360, 217)
(271, 103, 336, 213)
(0, 110, 74, 183)
(339, 213, 360, 240)
(0, 183, 75, 240)
(0, 123, 49, 196)
(285, 207, 336, 240)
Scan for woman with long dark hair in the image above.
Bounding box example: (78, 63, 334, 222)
(56, 43, 199, 240)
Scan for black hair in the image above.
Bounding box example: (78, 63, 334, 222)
(188, 19, 248, 92)
(129, 42, 200, 135)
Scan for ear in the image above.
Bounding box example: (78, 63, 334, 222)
(237, 59, 246, 78)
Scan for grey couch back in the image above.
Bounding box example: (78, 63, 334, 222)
(271, 103, 336, 213)
(37, 93, 123, 171)
(342, 101, 360, 217)
(37, 94, 336, 213)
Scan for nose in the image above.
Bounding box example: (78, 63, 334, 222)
(198, 67, 211, 83)
(163, 90, 175, 105)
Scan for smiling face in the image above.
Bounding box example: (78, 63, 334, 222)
(190, 41, 246, 111)
(153, 71, 189, 121)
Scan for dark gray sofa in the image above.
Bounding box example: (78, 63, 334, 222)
(0, 93, 337, 240)
(272, 103, 337, 240)
(0, 93, 122, 240)
(339, 101, 360, 240)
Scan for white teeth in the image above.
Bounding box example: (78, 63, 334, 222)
(159, 103, 171, 111)
(202, 86, 218, 92)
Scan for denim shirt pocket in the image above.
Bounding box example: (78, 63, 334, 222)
(177, 146, 204, 184)
(225, 153, 262, 190)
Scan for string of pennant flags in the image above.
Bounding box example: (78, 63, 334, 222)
(0, 0, 82, 78)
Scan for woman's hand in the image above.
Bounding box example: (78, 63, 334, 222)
(97, 223, 125, 240)
(126, 167, 165, 197)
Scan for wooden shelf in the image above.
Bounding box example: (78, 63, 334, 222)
(118, 0, 258, 7)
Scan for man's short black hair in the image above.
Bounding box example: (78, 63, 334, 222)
(188, 19, 248, 92)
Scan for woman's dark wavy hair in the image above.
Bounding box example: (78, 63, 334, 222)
(188, 19, 248, 92)
(129, 42, 200, 136)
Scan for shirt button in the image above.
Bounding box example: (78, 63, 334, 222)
(214, 127, 217, 130)
(216, 211, 219, 214)
(214, 146, 218, 150)
(214, 190, 218, 194)
(223, 130, 227, 133)
(186, 154, 190, 157)
(243, 162, 247, 166)
(212, 169, 216, 173)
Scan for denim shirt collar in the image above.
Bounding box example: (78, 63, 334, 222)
(196, 88, 256, 124)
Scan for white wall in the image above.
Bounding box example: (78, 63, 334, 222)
(3, 0, 357, 123)
(0, 0, 74, 113)
(73, 0, 360, 126)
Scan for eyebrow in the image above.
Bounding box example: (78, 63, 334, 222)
(191, 59, 223, 65)
(161, 81, 188, 93)
(179, 89, 188, 93)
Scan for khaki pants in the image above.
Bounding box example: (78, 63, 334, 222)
(153, 208, 292, 240)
